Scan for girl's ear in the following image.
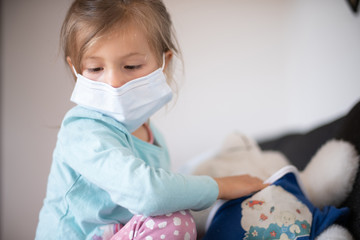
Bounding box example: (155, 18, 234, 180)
(66, 56, 73, 68)
(67, 57, 78, 77)
(164, 50, 173, 71)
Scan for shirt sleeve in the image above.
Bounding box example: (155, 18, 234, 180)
(57, 110, 219, 217)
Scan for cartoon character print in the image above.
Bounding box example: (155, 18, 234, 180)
(245, 200, 265, 210)
(241, 185, 312, 239)
(276, 211, 301, 240)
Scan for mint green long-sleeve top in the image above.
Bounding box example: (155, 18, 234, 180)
(35, 106, 218, 239)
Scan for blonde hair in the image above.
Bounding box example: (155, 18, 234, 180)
(60, 0, 181, 90)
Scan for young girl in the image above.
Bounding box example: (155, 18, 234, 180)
(35, 0, 267, 239)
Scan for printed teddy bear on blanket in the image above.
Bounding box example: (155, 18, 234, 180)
(191, 132, 359, 240)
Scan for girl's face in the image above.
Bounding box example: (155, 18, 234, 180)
(77, 24, 162, 88)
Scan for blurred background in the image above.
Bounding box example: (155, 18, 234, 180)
(1, 0, 359, 239)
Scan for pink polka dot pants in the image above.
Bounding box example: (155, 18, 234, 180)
(110, 210, 196, 240)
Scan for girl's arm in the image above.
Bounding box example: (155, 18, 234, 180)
(58, 108, 218, 216)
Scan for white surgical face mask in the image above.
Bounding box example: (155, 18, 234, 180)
(70, 55, 173, 132)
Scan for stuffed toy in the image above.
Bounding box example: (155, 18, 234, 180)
(258, 100, 360, 239)
(190, 132, 359, 239)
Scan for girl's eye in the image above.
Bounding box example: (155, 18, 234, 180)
(88, 67, 103, 73)
(124, 65, 142, 70)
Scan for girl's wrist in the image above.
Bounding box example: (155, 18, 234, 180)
(213, 177, 223, 199)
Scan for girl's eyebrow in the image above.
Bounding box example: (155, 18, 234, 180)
(121, 52, 147, 58)
(84, 56, 102, 60)
(84, 52, 146, 60)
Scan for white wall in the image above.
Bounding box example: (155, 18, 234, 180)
(154, 0, 360, 169)
(1, 0, 360, 239)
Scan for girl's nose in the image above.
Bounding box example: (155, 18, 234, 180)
(105, 70, 125, 88)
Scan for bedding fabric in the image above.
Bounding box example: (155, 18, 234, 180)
(259, 117, 345, 170)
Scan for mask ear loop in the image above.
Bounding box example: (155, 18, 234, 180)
(161, 53, 166, 71)
(72, 65, 79, 77)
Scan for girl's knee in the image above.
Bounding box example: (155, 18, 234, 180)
(112, 210, 197, 240)
(141, 210, 196, 239)
(164, 210, 197, 237)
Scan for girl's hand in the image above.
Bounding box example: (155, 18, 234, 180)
(213, 175, 268, 200)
